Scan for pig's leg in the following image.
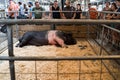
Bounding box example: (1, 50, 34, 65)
(55, 31, 68, 48)
(18, 34, 33, 47)
(16, 37, 23, 47)
(55, 37, 68, 48)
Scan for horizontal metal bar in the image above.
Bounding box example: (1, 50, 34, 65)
(0, 55, 120, 61)
(0, 19, 120, 25)
(102, 24, 120, 33)
(0, 11, 120, 14)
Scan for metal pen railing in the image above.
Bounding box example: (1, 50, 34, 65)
(0, 19, 120, 80)
(0, 10, 120, 19)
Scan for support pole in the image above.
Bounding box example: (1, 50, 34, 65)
(7, 25, 15, 80)
(61, 0, 65, 10)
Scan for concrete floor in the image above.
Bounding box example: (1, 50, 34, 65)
(0, 32, 7, 53)
(0, 32, 7, 42)
(0, 32, 17, 53)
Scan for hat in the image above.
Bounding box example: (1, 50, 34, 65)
(28, 2, 33, 6)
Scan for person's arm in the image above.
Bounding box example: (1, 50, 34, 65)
(61, 13, 66, 19)
(72, 7, 76, 19)
(72, 12, 76, 19)
(80, 11, 83, 19)
(112, 9, 120, 19)
(59, 8, 63, 19)
(48, 6, 52, 19)
(105, 13, 112, 19)
(61, 7, 66, 19)
(113, 14, 120, 19)
(42, 12, 46, 19)
(100, 7, 105, 19)
(29, 8, 33, 19)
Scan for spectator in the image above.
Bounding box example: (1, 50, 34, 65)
(49, 0, 62, 30)
(105, 3, 118, 19)
(75, 4, 82, 19)
(88, 3, 98, 19)
(8, 1, 19, 19)
(18, 2, 24, 18)
(62, 0, 76, 19)
(32, 1, 45, 19)
(111, 0, 120, 50)
(28, 2, 33, 19)
(99, 2, 111, 19)
(49, 0, 62, 19)
(103, 2, 111, 11)
(88, 3, 91, 10)
(114, 0, 120, 19)
(104, 3, 118, 45)
(23, 4, 28, 18)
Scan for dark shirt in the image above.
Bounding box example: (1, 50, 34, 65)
(75, 9, 82, 19)
(52, 6, 60, 19)
(117, 7, 120, 12)
(63, 6, 75, 19)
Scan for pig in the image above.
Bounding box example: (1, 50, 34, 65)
(16, 30, 77, 48)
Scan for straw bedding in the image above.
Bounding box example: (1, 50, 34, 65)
(0, 39, 119, 80)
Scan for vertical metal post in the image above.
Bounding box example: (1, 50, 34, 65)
(7, 25, 16, 80)
(99, 27, 105, 55)
(57, 61, 59, 80)
(61, 0, 65, 10)
(87, 25, 90, 39)
(51, 24, 56, 30)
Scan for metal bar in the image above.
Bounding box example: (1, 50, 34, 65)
(102, 61, 117, 80)
(102, 24, 120, 33)
(0, 55, 120, 61)
(7, 25, 16, 80)
(1, 11, 120, 14)
(0, 19, 120, 25)
(99, 27, 105, 55)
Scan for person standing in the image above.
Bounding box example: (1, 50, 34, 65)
(75, 4, 82, 19)
(8, 1, 19, 19)
(103, 2, 111, 11)
(18, 2, 25, 19)
(32, 1, 45, 19)
(49, 0, 62, 30)
(115, 0, 120, 19)
(62, 0, 76, 19)
(105, 3, 118, 19)
(110, 0, 120, 50)
(100, 2, 111, 19)
(49, 0, 61, 19)
(23, 4, 28, 18)
(28, 2, 33, 19)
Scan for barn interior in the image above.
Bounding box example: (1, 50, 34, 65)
(0, 0, 120, 80)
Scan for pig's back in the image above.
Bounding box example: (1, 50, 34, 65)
(28, 31, 48, 46)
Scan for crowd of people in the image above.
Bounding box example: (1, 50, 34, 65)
(6, 0, 83, 19)
(6, 0, 120, 20)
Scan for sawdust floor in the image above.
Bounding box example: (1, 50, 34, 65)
(0, 39, 119, 80)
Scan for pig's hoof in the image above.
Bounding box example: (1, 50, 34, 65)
(62, 45, 68, 48)
(15, 44, 19, 47)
